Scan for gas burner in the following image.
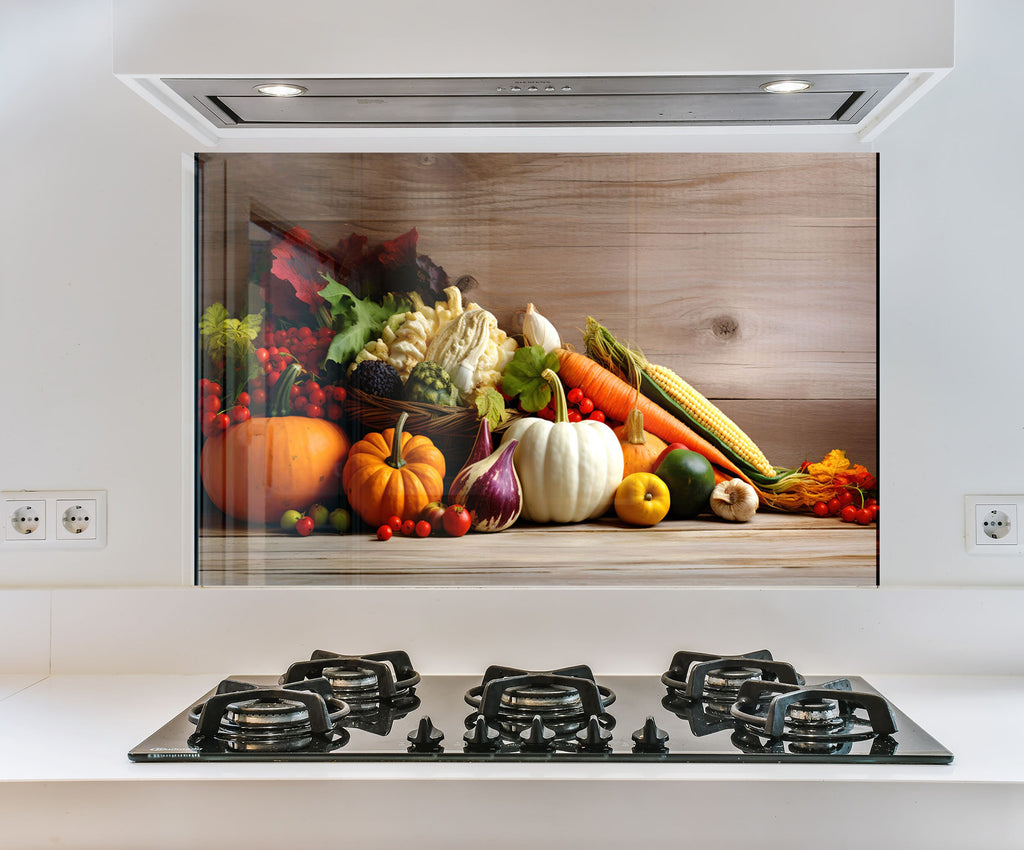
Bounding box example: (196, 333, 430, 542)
(280, 650, 421, 711)
(730, 677, 898, 745)
(661, 649, 804, 708)
(187, 677, 350, 753)
(465, 665, 616, 737)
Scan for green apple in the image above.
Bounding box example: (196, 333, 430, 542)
(307, 503, 330, 529)
(329, 507, 352, 534)
(279, 509, 303, 532)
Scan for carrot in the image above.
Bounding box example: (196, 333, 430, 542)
(557, 349, 752, 483)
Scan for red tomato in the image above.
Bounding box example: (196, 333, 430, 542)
(401, 519, 417, 536)
(415, 520, 432, 538)
(230, 405, 251, 424)
(577, 397, 595, 415)
(202, 394, 222, 414)
(212, 413, 231, 433)
(442, 504, 472, 537)
(566, 387, 584, 405)
(567, 410, 583, 423)
(205, 381, 222, 397)
(255, 348, 270, 365)
(332, 386, 348, 403)
(235, 391, 251, 407)
(812, 501, 830, 517)
(840, 505, 858, 523)
(837, 489, 855, 507)
(827, 497, 842, 516)
(376, 525, 393, 541)
(386, 515, 402, 531)
(304, 404, 324, 419)
(855, 508, 874, 525)
(308, 388, 327, 406)
(588, 410, 606, 423)
(295, 516, 315, 536)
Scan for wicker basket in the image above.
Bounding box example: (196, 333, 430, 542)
(343, 387, 517, 490)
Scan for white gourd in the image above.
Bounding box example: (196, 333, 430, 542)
(425, 308, 498, 396)
(500, 369, 624, 523)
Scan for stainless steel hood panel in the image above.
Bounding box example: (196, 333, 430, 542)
(165, 74, 905, 129)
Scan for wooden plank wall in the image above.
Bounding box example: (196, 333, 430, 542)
(199, 152, 877, 472)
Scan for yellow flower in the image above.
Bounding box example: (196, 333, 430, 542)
(805, 449, 851, 483)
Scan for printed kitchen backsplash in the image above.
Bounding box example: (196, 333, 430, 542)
(194, 152, 877, 587)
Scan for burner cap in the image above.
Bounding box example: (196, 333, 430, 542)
(323, 666, 380, 693)
(224, 697, 310, 730)
(500, 682, 584, 714)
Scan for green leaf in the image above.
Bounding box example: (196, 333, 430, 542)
(500, 345, 560, 412)
(199, 303, 229, 337)
(320, 274, 410, 369)
(475, 388, 509, 430)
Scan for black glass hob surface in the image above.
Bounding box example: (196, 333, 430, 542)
(128, 650, 953, 764)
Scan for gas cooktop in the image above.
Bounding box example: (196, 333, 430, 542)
(128, 649, 953, 764)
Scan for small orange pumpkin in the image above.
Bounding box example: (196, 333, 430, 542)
(200, 417, 351, 524)
(342, 412, 446, 527)
(613, 408, 668, 477)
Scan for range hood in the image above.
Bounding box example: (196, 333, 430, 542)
(113, 0, 953, 148)
(163, 74, 907, 130)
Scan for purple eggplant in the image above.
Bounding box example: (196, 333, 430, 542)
(447, 439, 522, 532)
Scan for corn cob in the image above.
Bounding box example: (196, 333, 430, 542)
(584, 317, 776, 478)
(642, 361, 775, 477)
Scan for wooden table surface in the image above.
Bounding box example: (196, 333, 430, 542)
(199, 512, 876, 587)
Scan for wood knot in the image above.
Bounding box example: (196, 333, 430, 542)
(711, 316, 739, 339)
(456, 274, 478, 293)
(419, 154, 437, 166)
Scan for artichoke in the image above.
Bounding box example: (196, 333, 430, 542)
(405, 361, 460, 406)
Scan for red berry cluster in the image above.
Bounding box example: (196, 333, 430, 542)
(286, 381, 347, 421)
(196, 378, 347, 439)
(197, 379, 252, 437)
(811, 489, 879, 525)
(536, 385, 609, 423)
(260, 324, 334, 376)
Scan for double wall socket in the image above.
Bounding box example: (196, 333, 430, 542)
(2, 490, 107, 549)
(964, 495, 1024, 556)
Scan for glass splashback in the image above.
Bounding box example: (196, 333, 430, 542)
(194, 153, 877, 586)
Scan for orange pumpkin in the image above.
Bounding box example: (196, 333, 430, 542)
(200, 417, 351, 524)
(613, 408, 668, 477)
(343, 412, 446, 528)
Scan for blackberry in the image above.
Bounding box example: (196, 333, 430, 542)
(349, 360, 402, 399)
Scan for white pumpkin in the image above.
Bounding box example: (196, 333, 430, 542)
(500, 369, 624, 523)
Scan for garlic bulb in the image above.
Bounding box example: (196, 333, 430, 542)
(522, 303, 561, 353)
(709, 478, 759, 522)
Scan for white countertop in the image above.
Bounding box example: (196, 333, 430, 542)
(1, 673, 1022, 848)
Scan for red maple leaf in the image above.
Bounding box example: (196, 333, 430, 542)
(377, 227, 418, 270)
(264, 227, 336, 320)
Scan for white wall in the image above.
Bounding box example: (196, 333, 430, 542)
(1, 0, 1022, 592)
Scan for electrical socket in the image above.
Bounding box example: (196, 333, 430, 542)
(4, 499, 46, 541)
(964, 495, 1024, 555)
(56, 499, 98, 540)
(0, 490, 106, 549)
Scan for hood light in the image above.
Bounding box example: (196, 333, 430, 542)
(255, 83, 307, 97)
(760, 80, 813, 94)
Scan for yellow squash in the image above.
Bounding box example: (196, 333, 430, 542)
(614, 472, 671, 527)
